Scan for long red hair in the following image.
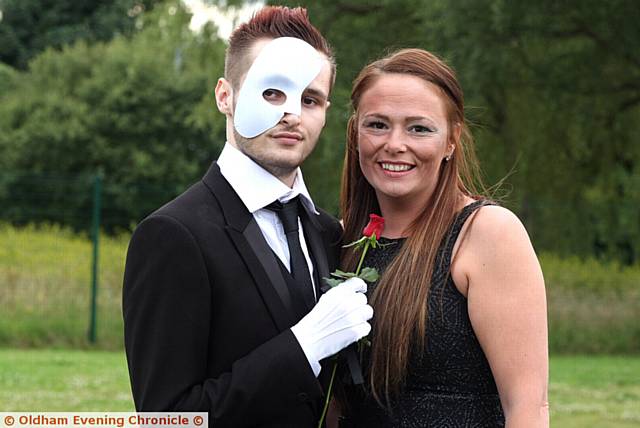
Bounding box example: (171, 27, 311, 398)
(340, 49, 488, 405)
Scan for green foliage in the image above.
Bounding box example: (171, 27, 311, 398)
(541, 252, 640, 294)
(0, 1, 227, 230)
(323, 267, 380, 288)
(0, 62, 17, 94)
(0, 0, 162, 69)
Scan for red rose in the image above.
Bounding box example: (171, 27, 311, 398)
(362, 214, 385, 239)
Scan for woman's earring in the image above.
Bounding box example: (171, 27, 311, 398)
(445, 154, 452, 162)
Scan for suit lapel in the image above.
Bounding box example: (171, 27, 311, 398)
(242, 219, 293, 317)
(202, 162, 295, 331)
(300, 209, 330, 299)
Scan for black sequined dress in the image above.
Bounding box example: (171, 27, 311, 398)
(343, 200, 505, 427)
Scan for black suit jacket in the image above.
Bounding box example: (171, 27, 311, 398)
(123, 162, 342, 427)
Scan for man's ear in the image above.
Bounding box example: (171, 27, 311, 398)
(215, 78, 234, 115)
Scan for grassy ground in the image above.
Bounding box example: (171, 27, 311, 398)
(0, 348, 133, 411)
(0, 349, 638, 426)
(550, 356, 640, 427)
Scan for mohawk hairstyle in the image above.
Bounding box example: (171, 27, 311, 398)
(225, 6, 336, 91)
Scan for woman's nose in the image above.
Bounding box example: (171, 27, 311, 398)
(384, 128, 407, 153)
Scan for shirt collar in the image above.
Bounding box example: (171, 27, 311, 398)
(218, 143, 319, 215)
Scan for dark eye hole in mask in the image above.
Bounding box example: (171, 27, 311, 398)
(262, 88, 286, 105)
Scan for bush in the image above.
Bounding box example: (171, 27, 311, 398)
(541, 253, 640, 353)
(541, 253, 639, 293)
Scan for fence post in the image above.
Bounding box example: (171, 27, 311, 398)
(88, 172, 103, 344)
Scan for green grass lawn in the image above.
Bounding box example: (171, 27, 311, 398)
(0, 348, 133, 411)
(550, 356, 640, 427)
(0, 349, 638, 426)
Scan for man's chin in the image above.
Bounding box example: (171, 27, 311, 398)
(266, 146, 307, 164)
(261, 154, 306, 176)
(268, 159, 303, 173)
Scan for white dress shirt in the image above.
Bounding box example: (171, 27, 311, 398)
(218, 143, 319, 296)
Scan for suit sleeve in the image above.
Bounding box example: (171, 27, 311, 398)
(122, 214, 322, 426)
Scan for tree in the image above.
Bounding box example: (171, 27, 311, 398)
(0, 0, 162, 69)
(0, 1, 227, 230)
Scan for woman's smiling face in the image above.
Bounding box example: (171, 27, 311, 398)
(357, 73, 455, 207)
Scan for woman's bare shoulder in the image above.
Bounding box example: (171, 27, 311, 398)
(468, 204, 529, 243)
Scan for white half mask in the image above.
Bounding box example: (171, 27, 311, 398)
(233, 37, 324, 138)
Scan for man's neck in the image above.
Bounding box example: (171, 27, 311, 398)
(270, 168, 297, 188)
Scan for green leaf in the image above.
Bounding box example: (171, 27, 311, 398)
(358, 267, 379, 283)
(331, 269, 357, 279)
(334, 269, 354, 276)
(323, 277, 343, 288)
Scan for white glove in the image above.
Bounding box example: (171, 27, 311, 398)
(291, 277, 373, 374)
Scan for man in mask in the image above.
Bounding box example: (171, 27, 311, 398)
(123, 6, 372, 427)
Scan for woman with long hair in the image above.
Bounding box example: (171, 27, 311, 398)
(339, 49, 549, 427)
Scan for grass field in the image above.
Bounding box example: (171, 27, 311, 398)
(550, 356, 640, 427)
(0, 349, 638, 427)
(0, 349, 133, 411)
(0, 224, 128, 349)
